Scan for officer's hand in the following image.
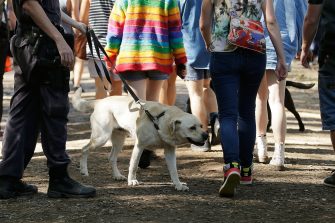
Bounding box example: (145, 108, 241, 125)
(56, 38, 74, 68)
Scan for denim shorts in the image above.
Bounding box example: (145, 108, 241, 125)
(318, 54, 335, 131)
(120, 70, 169, 81)
(265, 24, 297, 70)
(88, 59, 120, 81)
(184, 64, 210, 81)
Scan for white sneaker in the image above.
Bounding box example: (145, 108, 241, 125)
(255, 135, 268, 163)
(269, 143, 285, 171)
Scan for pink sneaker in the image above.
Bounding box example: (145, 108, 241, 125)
(219, 162, 241, 197)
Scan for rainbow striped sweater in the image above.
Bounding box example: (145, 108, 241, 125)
(105, 0, 187, 74)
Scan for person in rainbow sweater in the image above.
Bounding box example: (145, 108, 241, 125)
(105, 0, 187, 168)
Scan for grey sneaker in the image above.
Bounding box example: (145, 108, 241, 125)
(191, 138, 211, 152)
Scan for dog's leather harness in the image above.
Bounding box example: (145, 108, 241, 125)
(151, 111, 166, 130)
(87, 29, 166, 130)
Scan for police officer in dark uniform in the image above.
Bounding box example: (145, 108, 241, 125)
(0, 0, 96, 199)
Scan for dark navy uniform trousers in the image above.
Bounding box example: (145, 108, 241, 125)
(0, 61, 71, 179)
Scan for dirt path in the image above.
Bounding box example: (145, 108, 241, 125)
(0, 61, 334, 222)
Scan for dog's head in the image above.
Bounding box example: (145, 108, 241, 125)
(167, 113, 208, 146)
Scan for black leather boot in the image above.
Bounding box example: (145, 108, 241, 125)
(47, 166, 96, 198)
(0, 176, 38, 199)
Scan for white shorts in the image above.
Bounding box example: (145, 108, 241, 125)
(87, 59, 120, 81)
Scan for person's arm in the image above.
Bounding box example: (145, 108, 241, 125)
(167, 0, 187, 78)
(69, 0, 81, 35)
(61, 10, 86, 34)
(262, 0, 287, 81)
(199, 0, 213, 51)
(168, 0, 187, 65)
(300, 4, 322, 68)
(6, 0, 16, 30)
(105, 0, 125, 68)
(22, 0, 73, 68)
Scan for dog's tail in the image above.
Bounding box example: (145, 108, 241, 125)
(71, 87, 95, 112)
(286, 80, 315, 89)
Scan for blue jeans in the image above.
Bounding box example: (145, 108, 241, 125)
(210, 49, 266, 167)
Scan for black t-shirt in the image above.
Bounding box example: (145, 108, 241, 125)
(13, 0, 61, 27)
(308, 0, 335, 55)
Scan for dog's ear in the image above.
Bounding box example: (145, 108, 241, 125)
(170, 119, 181, 134)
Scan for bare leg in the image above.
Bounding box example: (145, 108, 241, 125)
(255, 73, 269, 163)
(256, 73, 268, 136)
(73, 57, 85, 88)
(109, 77, 122, 96)
(72, 0, 89, 88)
(125, 79, 147, 100)
(159, 80, 168, 105)
(94, 77, 108, 99)
(159, 72, 176, 106)
(146, 79, 165, 101)
(267, 70, 286, 144)
(267, 70, 286, 170)
(186, 80, 208, 131)
(203, 78, 218, 114)
(166, 70, 177, 105)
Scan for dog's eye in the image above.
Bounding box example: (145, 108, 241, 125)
(200, 124, 203, 128)
(190, 126, 196, 131)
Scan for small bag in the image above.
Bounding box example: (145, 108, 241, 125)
(227, 11, 265, 54)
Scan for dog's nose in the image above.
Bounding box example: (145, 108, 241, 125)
(202, 132, 209, 141)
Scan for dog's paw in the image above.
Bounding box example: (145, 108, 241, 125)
(113, 174, 127, 181)
(174, 183, 189, 191)
(80, 170, 89, 176)
(128, 180, 140, 186)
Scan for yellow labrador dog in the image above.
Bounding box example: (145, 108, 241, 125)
(71, 88, 208, 191)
